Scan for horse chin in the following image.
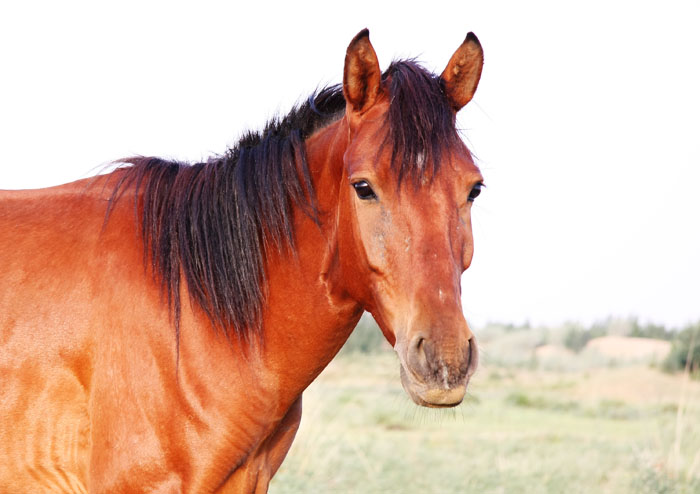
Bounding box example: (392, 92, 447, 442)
(399, 365, 468, 408)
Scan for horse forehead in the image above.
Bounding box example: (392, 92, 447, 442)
(398, 159, 480, 225)
(345, 140, 474, 188)
(344, 104, 480, 186)
(409, 152, 480, 199)
(403, 183, 455, 219)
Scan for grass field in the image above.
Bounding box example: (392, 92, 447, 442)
(269, 335, 700, 493)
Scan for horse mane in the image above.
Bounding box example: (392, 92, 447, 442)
(106, 60, 461, 343)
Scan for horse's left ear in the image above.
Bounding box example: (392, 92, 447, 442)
(440, 32, 484, 112)
(343, 29, 382, 117)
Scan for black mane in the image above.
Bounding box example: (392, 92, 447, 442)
(107, 60, 462, 343)
(383, 60, 461, 184)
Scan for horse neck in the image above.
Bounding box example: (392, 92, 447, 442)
(256, 116, 363, 394)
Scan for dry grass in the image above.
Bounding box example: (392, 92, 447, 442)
(585, 335, 672, 361)
(270, 348, 700, 493)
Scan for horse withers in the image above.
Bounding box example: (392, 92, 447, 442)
(0, 29, 484, 493)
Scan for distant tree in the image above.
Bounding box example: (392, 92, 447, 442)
(563, 323, 607, 353)
(662, 322, 700, 376)
(629, 318, 675, 341)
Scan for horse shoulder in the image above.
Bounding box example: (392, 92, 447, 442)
(0, 182, 116, 492)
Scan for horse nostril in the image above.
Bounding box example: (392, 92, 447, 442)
(406, 332, 477, 384)
(408, 334, 430, 376)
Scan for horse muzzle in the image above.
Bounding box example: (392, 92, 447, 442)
(397, 332, 478, 408)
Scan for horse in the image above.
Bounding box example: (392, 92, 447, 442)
(0, 29, 484, 493)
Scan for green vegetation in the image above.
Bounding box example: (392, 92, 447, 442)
(338, 313, 388, 355)
(559, 317, 677, 353)
(269, 319, 700, 493)
(562, 322, 607, 352)
(628, 319, 677, 341)
(663, 323, 700, 375)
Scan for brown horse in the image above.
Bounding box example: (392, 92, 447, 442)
(0, 30, 484, 493)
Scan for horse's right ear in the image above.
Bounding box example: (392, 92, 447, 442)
(343, 29, 382, 117)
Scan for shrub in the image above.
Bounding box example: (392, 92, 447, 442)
(662, 322, 700, 375)
(563, 323, 607, 353)
(628, 318, 675, 341)
(339, 313, 387, 354)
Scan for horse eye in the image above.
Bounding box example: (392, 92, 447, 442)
(468, 183, 483, 202)
(352, 180, 377, 200)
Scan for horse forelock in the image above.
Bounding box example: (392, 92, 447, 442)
(381, 60, 464, 186)
(105, 59, 462, 344)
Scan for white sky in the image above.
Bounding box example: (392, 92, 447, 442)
(1, 1, 698, 328)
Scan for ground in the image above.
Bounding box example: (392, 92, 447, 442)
(269, 340, 700, 493)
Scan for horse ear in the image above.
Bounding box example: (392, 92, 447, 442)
(343, 29, 382, 116)
(440, 32, 484, 112)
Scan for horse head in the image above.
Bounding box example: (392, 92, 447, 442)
(336, 30, 484, 407)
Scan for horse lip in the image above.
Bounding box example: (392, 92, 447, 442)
(413, 387, 467, 408)
(399, 364, 468, 408)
